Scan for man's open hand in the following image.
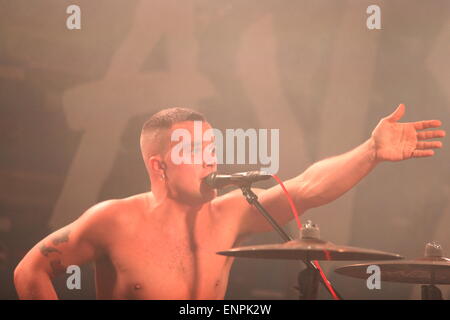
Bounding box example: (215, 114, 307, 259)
(371, 104, 446, 162)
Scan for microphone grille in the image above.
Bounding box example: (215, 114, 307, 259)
(204, 172, 217, 187)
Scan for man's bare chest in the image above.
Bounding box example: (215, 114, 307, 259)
(99, 221, 239, 299)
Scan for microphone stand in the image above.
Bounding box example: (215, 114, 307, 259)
(239, 184, 343, 300)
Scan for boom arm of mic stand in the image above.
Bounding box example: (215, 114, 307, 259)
(239, 184, 343, 300)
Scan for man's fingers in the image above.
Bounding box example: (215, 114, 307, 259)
(412, 149, 435, 158)
(413, 120, 442, 130)
(416, 141, 443, 149)
(417, 130, 446, 140)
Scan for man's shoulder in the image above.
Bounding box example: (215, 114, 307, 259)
(80, 193, 148, 227)
(69, 193, 149, 246)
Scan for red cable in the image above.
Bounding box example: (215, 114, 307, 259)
(271, 174, 302, 230)
(271, 174, 340, 300)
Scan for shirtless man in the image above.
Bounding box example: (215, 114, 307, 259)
(14, 106, 445, 299)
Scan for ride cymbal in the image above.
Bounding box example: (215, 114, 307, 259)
(335, 242, 450, 285)
(218, 220, 403, 261)
(218, 238, 403, 261)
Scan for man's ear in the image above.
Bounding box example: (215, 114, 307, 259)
(149, 156, 166, 176)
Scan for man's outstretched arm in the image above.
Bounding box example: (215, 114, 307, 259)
(228, 104, 445, 235)
(290, 136, 378, 210)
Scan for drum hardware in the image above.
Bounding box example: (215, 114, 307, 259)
(335, 242, 450, 300)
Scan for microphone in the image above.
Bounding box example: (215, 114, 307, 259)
(204, 171, 272, 189)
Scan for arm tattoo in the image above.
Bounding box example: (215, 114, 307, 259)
(52, 229, 71, 245)
(39, 244, 61, 257)
(39, 229, 71, 257)
(38, 229, 72, 276)
(50, 259, 66, 277)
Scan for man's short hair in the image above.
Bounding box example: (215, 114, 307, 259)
(140, 107, 206, 161)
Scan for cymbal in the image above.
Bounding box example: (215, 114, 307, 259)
(335, 243, 450, 285)
(217, 238, 404, 261)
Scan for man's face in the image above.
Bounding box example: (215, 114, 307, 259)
(161, 121, 217, 205)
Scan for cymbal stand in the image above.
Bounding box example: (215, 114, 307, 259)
(239, 184, 343, 300)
